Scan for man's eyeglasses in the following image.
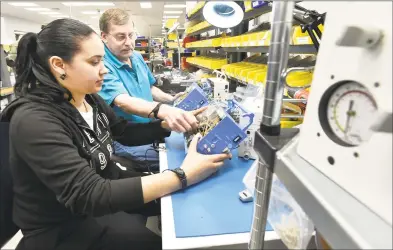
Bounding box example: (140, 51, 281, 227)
(108, 32, 137, 42)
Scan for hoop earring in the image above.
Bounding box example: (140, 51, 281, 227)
(60, 73, 67, 80)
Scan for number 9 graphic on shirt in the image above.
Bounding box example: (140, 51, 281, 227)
(99, 152, 107, 170)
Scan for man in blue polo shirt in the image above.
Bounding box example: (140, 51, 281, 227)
(98, 9, 198, 169)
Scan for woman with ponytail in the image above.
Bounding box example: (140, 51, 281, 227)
(0, 19, 230, 250)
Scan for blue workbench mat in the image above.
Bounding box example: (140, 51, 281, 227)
(165, 133, 273, 238)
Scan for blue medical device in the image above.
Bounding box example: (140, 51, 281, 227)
(186, 100, 254, 155)
(174, 83, 209, 111)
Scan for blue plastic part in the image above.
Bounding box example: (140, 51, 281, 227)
(197, 115, 247, 154)
(251, 1, 269, 8)
(174, 83, 209, 111)
(186, 99, 256, 155)
(225, 99, 255, 133)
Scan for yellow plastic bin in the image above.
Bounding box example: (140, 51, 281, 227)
(247, 68, 266, 85)
(258, 31, 271, 46)
(286, 71, 314, 88)
(292, 25, 324, 45)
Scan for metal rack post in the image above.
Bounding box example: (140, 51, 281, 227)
(249, 1, 295, 249)
(176, 27, 181, 70)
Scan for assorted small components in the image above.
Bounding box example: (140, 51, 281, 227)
(184, 101, 254, 155)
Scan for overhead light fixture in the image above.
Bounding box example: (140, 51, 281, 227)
(40, 12, 61, 15)
(62, 2, 114, 7)
(164, 4, 186, 8)
(81, 11, 99, 15)
(8, 2, 38, 7)
(164, 10, 183, 14)
(140, 2, 152, 8)
(25, 7, 51, 11)
(163, 16, 179, 18)
(203, 1, 244, 29)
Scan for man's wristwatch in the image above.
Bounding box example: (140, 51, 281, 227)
(149, 103, 163, 119)
(165, 168, 187, 189)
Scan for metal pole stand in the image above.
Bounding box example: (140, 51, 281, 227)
(248, 1, 298, 249)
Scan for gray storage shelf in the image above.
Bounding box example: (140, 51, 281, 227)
(274, 136, 392, 249)
(188, 63, 217, 73)
(186, 8, 203, 22)
(186, 47, 221, 51)
(223, 45, 317, 54)
(188, 26, 218, 36)
(243, 4, 273, 21)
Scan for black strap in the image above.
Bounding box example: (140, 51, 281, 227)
(149, 103, 163, 119)
(163, 168, 187, 189)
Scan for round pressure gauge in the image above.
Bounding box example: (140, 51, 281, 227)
(320, 81, 378, 147)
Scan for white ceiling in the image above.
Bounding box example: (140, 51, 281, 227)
(1, 1, 186, 37)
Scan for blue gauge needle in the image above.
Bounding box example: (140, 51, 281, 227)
(344, 100, 355, 135)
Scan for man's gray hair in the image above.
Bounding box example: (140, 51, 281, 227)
(99, 8, 134, 33)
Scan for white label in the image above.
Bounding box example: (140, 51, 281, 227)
(296, 37, 310, 44)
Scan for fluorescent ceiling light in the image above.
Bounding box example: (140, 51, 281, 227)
(25, 7, 51, 11)
(163, 16, 179, 18)
(8, 2, 38, 7)
(164, 4, 186, 8)
(62, 2, 114, 7)
(164, 11, 182, 14)
(40, 12, 61, 15)
(81, 11, 99, 15)
(140, 2, 152, 8)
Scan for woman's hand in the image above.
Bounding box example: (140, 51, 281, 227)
(181, 133, 232, 186)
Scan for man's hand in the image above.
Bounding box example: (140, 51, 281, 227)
(171, 92, 185, 102)
(159, 106, 207, 133)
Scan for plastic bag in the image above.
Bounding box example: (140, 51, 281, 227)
(242, 159, 258, 194)
(267, 174, 314, 249)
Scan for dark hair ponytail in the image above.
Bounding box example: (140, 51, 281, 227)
(14, 19, 96, 102)
(14, 33, 38, 96)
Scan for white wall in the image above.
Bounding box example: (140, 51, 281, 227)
(1, 15, 42, 44)
(3, 15, 42, 33)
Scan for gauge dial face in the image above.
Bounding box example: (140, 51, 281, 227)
(326, 81, 378, 146)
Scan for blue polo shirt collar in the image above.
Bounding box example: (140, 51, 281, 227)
(104, 44, 134, 69)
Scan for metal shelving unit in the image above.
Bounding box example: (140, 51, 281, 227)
(243, 5, 273, 21)
(223, 45, 317, 54)
(186, 8, 204, 22)
(187, 63, 216, 73)
(185, 45, 316, 54)
(185, 47, 221, 51)
(187, 25, 218, 36)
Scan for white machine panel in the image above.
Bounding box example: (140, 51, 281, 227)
(208, 71, 230, 101)
(239, 97, 263, 160)
(297, 2, 392, 225)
